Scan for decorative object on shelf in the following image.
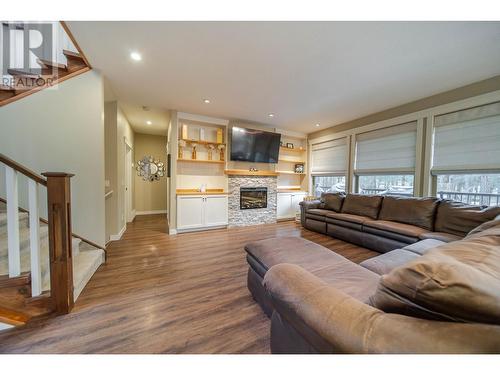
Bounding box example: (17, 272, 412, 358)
(136, 156, 165, 182)
(200, 128, 205, 141)
(217, 128, 223, 144)
(207, 144, 215, 160)
(249, 167, 259, 172)
(191, 142, 198, 159)
(200, 183, 207, 193)
(280, 141, 283, 147)
(218, 144, 225, 161)
(182, 124, 188, 140)
(286, 143, 294, 149)
(295, 163, 304, 173)
(178, 139, 186, 159)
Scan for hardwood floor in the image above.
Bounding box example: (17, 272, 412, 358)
(0, 216, 377, 353)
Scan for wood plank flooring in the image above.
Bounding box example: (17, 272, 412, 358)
(0, 216, 377, 353)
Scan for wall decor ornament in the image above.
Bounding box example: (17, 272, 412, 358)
(191, 142, 198, 159)
(178, 140, 186, 159)
(136, 156, 166, 182)
(218, 144, 225, 161)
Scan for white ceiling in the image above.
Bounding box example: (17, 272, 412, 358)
(68, 21, 500, 134)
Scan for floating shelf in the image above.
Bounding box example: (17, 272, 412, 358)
(180, 138, 225, 147)
(276, 170, 306, 175)
(178, 158, 225, 164)
(278, 157, 305, 163)
(224, 169, 279, 176)
(280, 146, 306, 153)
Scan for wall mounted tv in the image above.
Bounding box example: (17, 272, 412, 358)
(230, 127, 281, 163)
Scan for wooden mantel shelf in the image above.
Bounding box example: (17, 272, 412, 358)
(224, 169, 279, 176)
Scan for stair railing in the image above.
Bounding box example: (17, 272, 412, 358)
(0, 153, 74, 314)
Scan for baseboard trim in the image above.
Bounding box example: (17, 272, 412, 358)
(169, 229, 177, 235)
(136, 210, 167, 215)
(109, 225, 126, 241)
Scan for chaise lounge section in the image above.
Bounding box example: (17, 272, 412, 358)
(245, 194, 500, 353)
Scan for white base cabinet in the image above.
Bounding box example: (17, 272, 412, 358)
(277, 192, 307, 220)
(177, 194, 228, 232)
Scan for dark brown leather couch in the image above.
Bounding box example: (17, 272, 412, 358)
(245, 194, 500, 353)
(300, 194, 500, 253)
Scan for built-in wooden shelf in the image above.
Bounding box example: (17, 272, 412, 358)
(278, 157, 305, 163)
(280, 146, 306, 153)
(276, 171, 306, 175)
(177, 158, 225, 164)
(224, 169, 279, 177)
(176, 188, 227, 195)
(180, 138, 226, 147)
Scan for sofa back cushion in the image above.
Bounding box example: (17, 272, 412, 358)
(434, 200, 500, 237)
(341, 194, 383, 219)
(321, 192, 345, 212)
(369, 229, 500, 324)
(378, 196, 440, 231)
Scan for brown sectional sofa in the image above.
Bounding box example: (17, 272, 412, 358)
(300, 194, 498, 252)
(245, 194, 500, 353)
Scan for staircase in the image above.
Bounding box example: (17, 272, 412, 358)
(0, 22, 91, 107)
(0, 154, 105, 332)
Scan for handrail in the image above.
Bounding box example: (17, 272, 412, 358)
(0, 153, 47, 186)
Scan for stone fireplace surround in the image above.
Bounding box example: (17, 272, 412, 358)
(228, 175, 277, 227)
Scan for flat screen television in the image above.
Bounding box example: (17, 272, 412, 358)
(230, 127, 281, 163)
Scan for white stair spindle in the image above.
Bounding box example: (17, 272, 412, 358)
(28, 179, 42, 296)
(5, 166, 21, 277)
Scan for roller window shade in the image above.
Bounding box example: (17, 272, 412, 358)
(432, 102, 500, 172)
(355, 122, 417, 172)
(311, 138, 347, 175)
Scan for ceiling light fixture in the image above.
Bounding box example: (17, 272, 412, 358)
(315, 123, 320, 127)
(146, 120, 152, 125)
(268, 113, 274, 118)
(203, 99, 210, 104)
(130, 52, 142, 61)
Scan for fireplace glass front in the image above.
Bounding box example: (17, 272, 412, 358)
(240, 187, 268, 209)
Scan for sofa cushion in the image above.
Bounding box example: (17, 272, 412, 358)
(321, 192, 345, 212)
(341, 194, 383, 220)
(370, 232, 500, 324)
(245, 237, 380, 302)
(419, 231, 462, 243)
(363, 220, 430, 238)
(434, 200, 500, 237)
(378, 196, 439, 231)
(360, 249, 419, 275)
(402, 239, 445, 255)
(466, 214, 500, 238)
(306, 208, 332, 222)
(326, 212, 373, 225)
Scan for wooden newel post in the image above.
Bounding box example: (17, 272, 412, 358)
(42, 172, 75, 314)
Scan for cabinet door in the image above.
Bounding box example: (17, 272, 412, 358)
(177, 196, 205, 230)
(204, 195, 228, 227)
(277, 193, 292, 219)
(291, 193, 306, 216)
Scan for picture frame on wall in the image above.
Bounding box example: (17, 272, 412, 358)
(295, 163, 304, 173)
(286, 143, 294, 149)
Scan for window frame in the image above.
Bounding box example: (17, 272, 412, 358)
(311, 174, 347, 198)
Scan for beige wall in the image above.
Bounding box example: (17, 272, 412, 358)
(134, 133, 167, 213)
(104, 101, 134, 241)
(0, 70, 106, 246)
(309, 75, 500, 140)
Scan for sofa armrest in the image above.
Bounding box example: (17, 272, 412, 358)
(299, 200, 321, 226)
(264, 263, 500, 353)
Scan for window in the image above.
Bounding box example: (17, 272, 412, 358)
(359, 175, 414, 197)
(436, 173, 500, 206)
(313, 175, 346, 197)
(355, 122, 417, 196)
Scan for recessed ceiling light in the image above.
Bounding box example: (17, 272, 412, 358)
(268, 113, 274, 118)
(130, 52, 142, 61)
(203, 99, 210, 104)
(146, 120, 152, 125)
(315, 123, 320, 127)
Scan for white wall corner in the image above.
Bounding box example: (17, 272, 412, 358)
(109, 225, 127, 241)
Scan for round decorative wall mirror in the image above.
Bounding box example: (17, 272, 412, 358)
(136, 156, 165, 181)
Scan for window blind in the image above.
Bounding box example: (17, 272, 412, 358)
(311, 138, 347, 175)
(432, 101, 500, 172)
(355, 122, 417, 173)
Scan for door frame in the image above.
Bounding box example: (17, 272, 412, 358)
(124, 139, 134, 223)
